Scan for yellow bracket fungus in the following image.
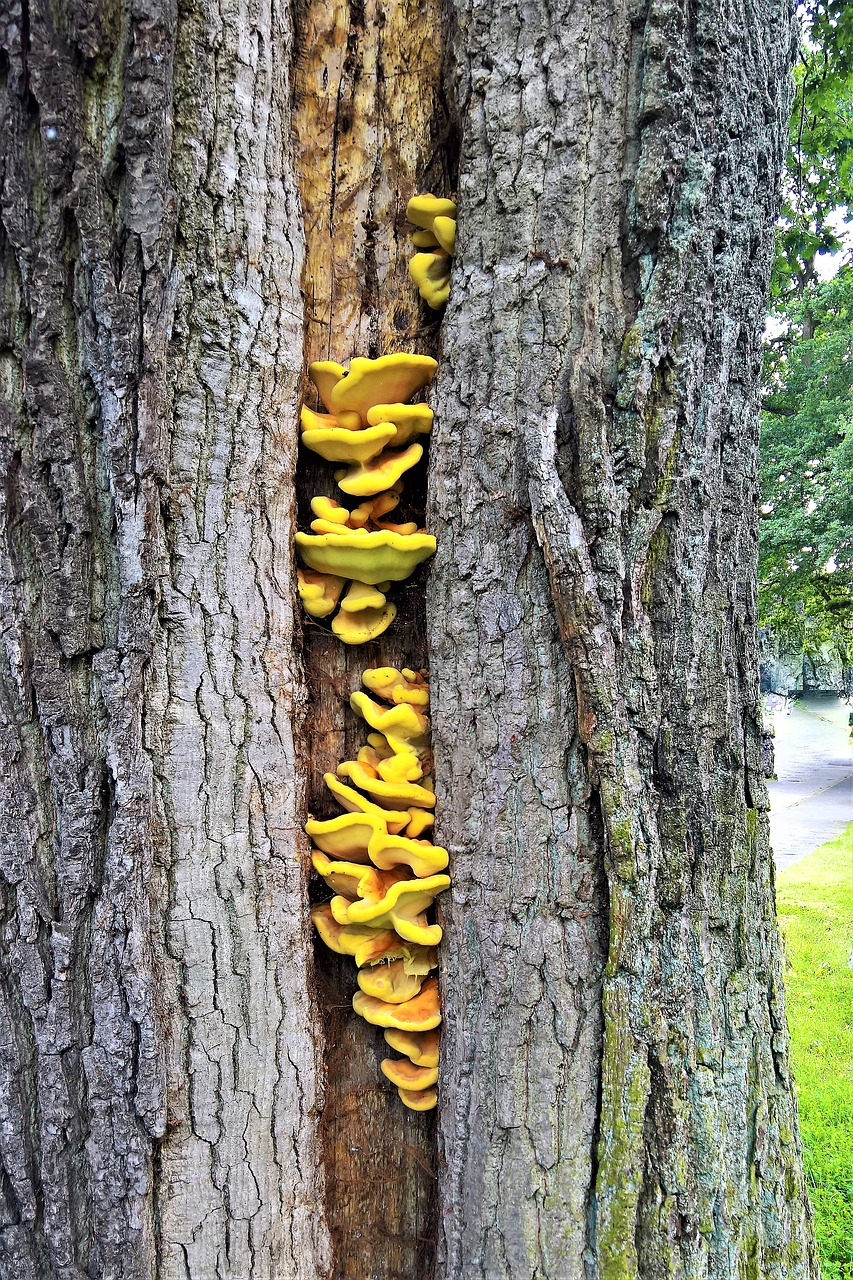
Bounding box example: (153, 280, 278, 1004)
(337, 759, 436, 811)
(322, 773, 411, 834)
(368, 830, 449, 877)
(397, 1085, 438, 1112)
(331, 602, 398, 645)
(307, 666, 447, 1109)
(334, 442, 424, 497)
(332, 873, 449, 946)
(297, 569, 346, 619)
(365, 402, 433, 447)
(352, 975, 441, 1031)
(305, 810, 389, 862)
(296, 528, 436, 585)
(407, 194, 457, 309)
(357, 957, 432, 1005)
(383, 1027, 440, 1068)
(309, 353, 437, 424)
(380, 1058, 439, 1091)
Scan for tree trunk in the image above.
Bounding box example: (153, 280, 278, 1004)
(0, 0, 818, 1279)
(429, 0, 818, 1276)
(0, 2, 329, 1276)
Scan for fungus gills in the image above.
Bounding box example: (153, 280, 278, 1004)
(308, 667, 448, 1110)
(406, 194, 457, 309)
(295, 355, 438, 643)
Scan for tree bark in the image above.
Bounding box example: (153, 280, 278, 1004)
(0, 2, 329, 1277)
(428, 0, 818, 1277)
(0, 0, 819, 1277)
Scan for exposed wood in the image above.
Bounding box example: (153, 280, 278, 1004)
(292, 0, 452, 1274)
(429, 0, 818, 1275)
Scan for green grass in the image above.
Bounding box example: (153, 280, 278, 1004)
(777, 824, 853, 1280)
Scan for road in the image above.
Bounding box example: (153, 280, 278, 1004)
(767, 694, 853, 871)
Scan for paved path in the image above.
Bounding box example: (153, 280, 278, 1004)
(767, 695, 853, 871)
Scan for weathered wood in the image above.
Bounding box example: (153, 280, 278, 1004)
(0, 2, 329, 1276)
(292, 0, 451, 1274)
(429, 0, 818, 1275)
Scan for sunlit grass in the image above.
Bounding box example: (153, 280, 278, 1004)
(777, 825, 853, 1280)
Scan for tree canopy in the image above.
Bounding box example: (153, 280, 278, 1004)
(760, 0, 853, 662)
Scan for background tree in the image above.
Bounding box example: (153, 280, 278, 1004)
(759, 0, 853, 675)
(0, 2, 817, 1279)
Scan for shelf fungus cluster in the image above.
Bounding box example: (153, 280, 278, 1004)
(296, 354, 438, 643)
(309, 667, 448, 1111)
(406, 194, 457, 309)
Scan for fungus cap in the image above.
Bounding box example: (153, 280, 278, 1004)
(406, 194, 458, 227)
(432, 215, 457, 254)
(322, 773, 410, 833)
(335, 443, 424, 497)
(302, 421, 397, 464)
(325, 354, 437, 424)
(310, 849, 409, 903)
(337, 759, 436, 811)
(365, 403, 434, 447)
(308, 360, 346, 413)
(305, 810, 388, 861)
(404, 809, 435, 839)
(297, 570, 346, 619)
(310, 905, 400, 967)
(331, 603, 397, 645)
(383, 1027, 440, 1068)
(352, 974, 441, 1030)
(340, 874, 449, 945)
(339, 581, 388, 613)
(369, 830, 449, 877)
(398, 1085, 438, 1111)
(362, 666, 430, 707)
(357, 959, 425, 1005)
(349, 692, 430, 755)
(380, 1058, 440, 1091)
(295, 530, 437, 585)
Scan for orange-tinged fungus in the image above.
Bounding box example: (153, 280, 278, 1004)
(398, 1086, 438, 1111)
(383, 1027, 440, 1068)
(335, 443, 424, 497)
(357, 959, 426, 1004)
(295, 530, 437, 585)
(331, 602, 397, 645)
(311, 849, 409, 903)
(380, 1058, 440, 1091)
(310, 905, 400, 966)
(352, 974, 441, 1031)
(369, 830, 449, 877)
(297, 569, 346, 619)
(337, 874, 449, 945)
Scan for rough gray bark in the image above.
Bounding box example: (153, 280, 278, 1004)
(428, 0, 818, 1277)
(0, 3, 328, 1278)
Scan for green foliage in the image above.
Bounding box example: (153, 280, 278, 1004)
(760, 269, 853, 654)
(776, 828, 853, 1280)
(775, 0, 853, 292)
